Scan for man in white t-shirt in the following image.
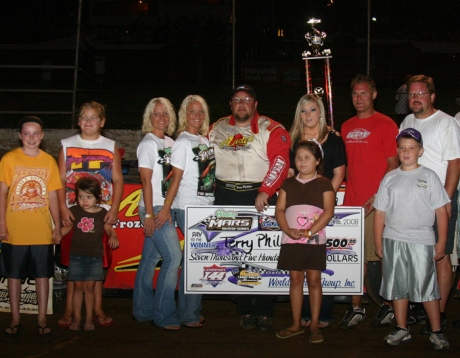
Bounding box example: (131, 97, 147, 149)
(400, 75, 460, 333)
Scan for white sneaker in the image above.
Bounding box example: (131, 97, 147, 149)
(384, 326, 411, 346)
(429, 330, 450, 350)
(339, 305, 366, 330)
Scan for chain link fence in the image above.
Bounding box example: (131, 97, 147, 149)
(1, 0, 459, 131)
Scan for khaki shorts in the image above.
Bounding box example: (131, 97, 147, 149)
(364, 210, 380, 262)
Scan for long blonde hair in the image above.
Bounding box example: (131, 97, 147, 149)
(289, 94, 328, 149)
(177, 95, 210, 136)
(141, 97, 176, 136)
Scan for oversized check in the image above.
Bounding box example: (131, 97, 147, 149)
(184, 206, 364, 295)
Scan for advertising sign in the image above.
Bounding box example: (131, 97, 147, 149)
(104, 184, 183, 291)
(0, 276, 53, 314)
(184, 206, 364, 295)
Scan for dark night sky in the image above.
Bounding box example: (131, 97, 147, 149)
(1, 0, 459, 44)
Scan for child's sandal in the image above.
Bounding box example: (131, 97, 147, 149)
(69, 323, 80, 331)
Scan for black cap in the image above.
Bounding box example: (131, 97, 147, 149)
(231, 84, 257, 101)
(18, 116, 44, 130)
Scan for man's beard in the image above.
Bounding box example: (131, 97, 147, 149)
(410, 103, 423, 114)
(234, 113, 250, 122)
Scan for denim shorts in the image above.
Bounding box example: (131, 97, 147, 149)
(67, 254, 104, 281)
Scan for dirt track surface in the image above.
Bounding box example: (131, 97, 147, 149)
(2, 294, 460, 358)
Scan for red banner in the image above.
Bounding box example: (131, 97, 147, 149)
(104, 184, 183, 290)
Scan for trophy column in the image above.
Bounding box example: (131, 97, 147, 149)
(302, 18, 334, 129)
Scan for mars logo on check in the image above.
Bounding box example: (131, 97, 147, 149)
(202, 210, 253, 231)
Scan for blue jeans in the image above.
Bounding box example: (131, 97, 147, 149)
(132, 206, 182, 327)
(175, 208, 203, 324)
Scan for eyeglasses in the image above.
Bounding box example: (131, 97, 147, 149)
(79, 116, 100, 122)
(408, 91, 430, 98)
(232, 97, 254, 104)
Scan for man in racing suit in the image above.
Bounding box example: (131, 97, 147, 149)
(209, 84, 291, 331)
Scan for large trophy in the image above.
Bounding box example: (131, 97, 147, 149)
(302, 18, 334, 128)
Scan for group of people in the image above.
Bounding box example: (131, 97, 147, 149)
(0, 75, 459, 351)
(336, 74, 460, 351)
(1, 102, 124, 335)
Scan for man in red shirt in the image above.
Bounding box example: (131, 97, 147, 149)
(339, 75, 399, 329)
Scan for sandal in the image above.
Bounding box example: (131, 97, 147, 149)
(162, 325, 181, 331)
(69, 323, 81, 331)
(151, 322, 181, 331)
(182, 322, 203, 329)
(276, 329, 305, 339)
(4, 324, 21, 336)
(58, 316, 73, 328)
(301, 319, 311, 328)
(302, 319, 331, 329)
(83, 323, 95, 331)
(93, 315, 114, 327)
(319, 321, 332, 328)
(309, 330, 324, 343)
(37, 325, 52, 335)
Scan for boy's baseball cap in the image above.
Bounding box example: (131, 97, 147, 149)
(231, 84, 257, 101)
(396, 128, 423, 146)
(18, 116, 44, 130)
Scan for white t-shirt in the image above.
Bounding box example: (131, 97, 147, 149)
(400, 110, 460, 184)
(171, 131, 215, 210)
(374, 166, 449, 245)
(136, 133, 174, 208)
(455, 112, 460, 122)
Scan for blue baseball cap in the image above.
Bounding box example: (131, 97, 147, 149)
(396, 128, 423, 146)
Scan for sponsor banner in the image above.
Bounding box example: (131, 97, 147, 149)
(104, 184, 183, 290)
(0, 276, 53, 314)
(184, 206, 364, 295)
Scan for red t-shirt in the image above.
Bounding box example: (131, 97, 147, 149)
(341, 112, 398, 206)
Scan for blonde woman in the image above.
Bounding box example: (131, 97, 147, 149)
(289, 94, 346, 328)
(156, 95, 215, 328)
(132, 97, 183, 330)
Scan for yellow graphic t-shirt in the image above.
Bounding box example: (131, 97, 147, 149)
(0, 148, 62, 245)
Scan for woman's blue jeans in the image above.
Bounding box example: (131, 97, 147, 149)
(132, 206, 182, 327)
(175, 208, 203, 324)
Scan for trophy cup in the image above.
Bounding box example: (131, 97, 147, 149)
(304, 18, 327, 56)
(302, 18, 334, 128)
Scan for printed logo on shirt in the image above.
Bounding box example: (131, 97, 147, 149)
(417, 179, 428, 188)
(10, 166, 49, 211)
(218, 134, 254, 151)
(345, 128, 371, 143)
(192, 145, 216, 197)
(158, 147, 173, 197)
(65, 147, 114, 206)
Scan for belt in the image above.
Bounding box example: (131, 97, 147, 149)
(216, 179, 261, 192)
